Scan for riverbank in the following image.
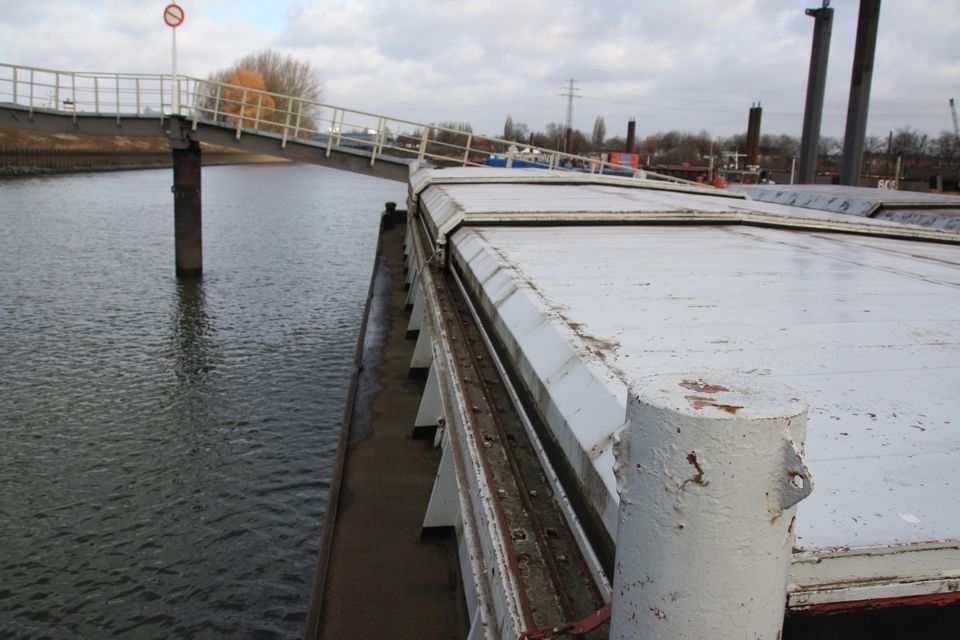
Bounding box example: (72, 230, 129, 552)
(0, 148, 289, 176)
(0, 127, 288, 176)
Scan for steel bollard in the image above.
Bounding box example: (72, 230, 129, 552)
(611, 374, 813, 639)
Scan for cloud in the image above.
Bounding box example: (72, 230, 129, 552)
(1, 0, 957, 138)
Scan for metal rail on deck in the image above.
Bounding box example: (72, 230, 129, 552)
(0, 62, 699, 185)
(408, 206, 610, 638)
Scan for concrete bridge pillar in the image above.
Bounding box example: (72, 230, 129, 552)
(172, 139, 203, 277)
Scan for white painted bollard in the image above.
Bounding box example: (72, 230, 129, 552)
(611, 375, 813, 639)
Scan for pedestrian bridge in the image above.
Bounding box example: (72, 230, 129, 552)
(0, 62, 681, 185)
(0, 61, 699, 276)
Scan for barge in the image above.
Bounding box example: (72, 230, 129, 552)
(307, 167, 960, 639)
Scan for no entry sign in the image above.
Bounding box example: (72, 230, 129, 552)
(165, 3, 185, 113)
(164, 3, 185, 28)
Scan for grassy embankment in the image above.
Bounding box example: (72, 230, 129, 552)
(0, 128, 287, 176)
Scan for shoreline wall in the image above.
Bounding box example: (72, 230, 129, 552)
(0, 148, 289, 177)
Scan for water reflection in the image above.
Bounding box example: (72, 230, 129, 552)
(0, 165, 404, 638)
(172, 277, 214, 386)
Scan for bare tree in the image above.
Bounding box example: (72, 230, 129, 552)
(817, 136, 842, 157)
(500, 116, 530, 147)
(892, 127, 926, 155)
(931, 131, 959, 167)
(640, 130, 715, 164)
(433, 121, 473, 146)
(591, 116, 606, 149)
(512, 121, 530, 144)
(604, 135, 626, 151)
(209, 49, 323, 132)
(538, 123, 567, 151)
(864, 135, 884, 154)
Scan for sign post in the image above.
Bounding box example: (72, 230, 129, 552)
(163, 4, 185, 114)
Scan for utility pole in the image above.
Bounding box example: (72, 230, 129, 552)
(798, 1, 833, 184)
(726, 148, 747, 171)
(840, 0, 882, 186)
(560, 78, 581, 154)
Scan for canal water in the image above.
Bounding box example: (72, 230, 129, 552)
(0, 164, 404, 638)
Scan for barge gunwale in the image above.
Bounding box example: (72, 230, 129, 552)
(446, 254, 617, 577)
(303, 207, 398, 640)
(405, 200, 612, 638)
(305, 208, 468, 639)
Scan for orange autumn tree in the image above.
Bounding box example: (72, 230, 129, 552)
(223, 68, 276, 128)
(207, 50, 323, 133)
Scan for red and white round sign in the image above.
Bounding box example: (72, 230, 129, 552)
(163, 3, 185, 28)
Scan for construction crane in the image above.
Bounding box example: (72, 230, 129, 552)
(951, 98, 959, 141)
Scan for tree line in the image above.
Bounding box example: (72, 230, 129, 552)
(203, 49, 323, 133)
(198, 50, 956, 177)
(500, 114, 959, 174)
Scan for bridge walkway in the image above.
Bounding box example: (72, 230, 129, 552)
(1, 62, 697, 185)
(0, 61, 700, 275)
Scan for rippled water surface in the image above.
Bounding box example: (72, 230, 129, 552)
(0, 165, 404, 638)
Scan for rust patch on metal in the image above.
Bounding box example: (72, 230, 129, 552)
(793, 589, 960, 615)
(685, 394, 743, 414)
(519, 603, 612, 639)
(683, 451, 708, 487)
(649, 606, 668, 620)
(430, 250, 607, 633)
(686, 452, 704, 475)
(679, 379, 730, 394)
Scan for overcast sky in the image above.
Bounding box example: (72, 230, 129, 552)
(2, 0, 958, 139)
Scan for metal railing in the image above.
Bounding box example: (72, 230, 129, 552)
(0, 62, 699, 184)
(0, 63, 172, 126)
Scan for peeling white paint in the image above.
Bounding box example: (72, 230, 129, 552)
(411, 167, 960, 611)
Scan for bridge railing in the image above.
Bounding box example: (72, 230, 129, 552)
(185, 77, 697, 182)
(0, 63, 179, 121)
(0, 62, 700, 185)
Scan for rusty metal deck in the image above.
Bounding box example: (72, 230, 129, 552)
(426, 235, 609, 637)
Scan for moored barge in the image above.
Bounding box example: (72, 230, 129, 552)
(307, 167, 960, 639)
